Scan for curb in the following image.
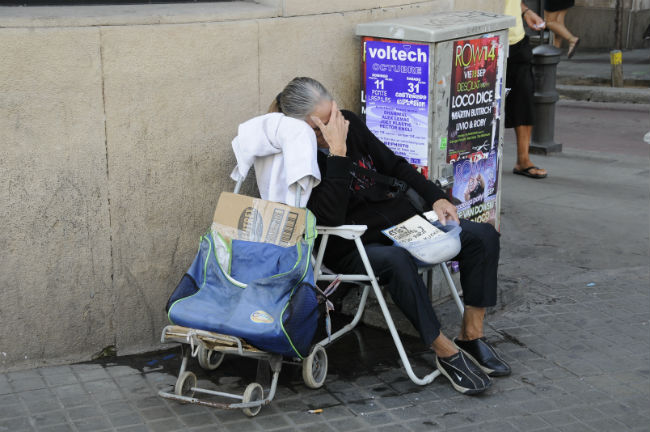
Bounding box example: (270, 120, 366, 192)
(557, 84, 650, 104)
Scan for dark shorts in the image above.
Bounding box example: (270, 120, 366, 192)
(544, 0, 575, 12)
(505, 36, 535, 128)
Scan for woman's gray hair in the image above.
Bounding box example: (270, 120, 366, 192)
(277, 77, 332, 120)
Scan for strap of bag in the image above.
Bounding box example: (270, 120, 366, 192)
(351, 165, 408, 192)
(351, 165, 427, 212)
(311, 276, 342, 343)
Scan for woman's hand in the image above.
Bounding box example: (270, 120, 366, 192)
(311, 101, 349, 156)
(433, 199, 460, 225)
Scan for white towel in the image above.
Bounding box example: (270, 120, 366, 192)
(230, 113, 321, 207)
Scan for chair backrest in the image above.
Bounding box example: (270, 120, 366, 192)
(232, 168, 302, 208)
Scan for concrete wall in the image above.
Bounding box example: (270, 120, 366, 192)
(2, 0, 514, 371)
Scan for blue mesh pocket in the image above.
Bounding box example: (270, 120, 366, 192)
(282, 282, 320, 357)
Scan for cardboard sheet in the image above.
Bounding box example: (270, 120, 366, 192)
(212, 192, 306, 246)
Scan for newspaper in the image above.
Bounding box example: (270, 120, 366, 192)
(382, 214, 445, 244)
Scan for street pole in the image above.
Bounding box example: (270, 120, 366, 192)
(615, 0, 624, 50)
(612, 0, 625, 87)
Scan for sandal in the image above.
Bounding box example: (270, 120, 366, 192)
(567, 37, 580, 59)
(512, 166, 547, 179)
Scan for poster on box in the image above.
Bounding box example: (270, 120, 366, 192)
(362, 37, 430, 173)
(450, 151, 499, 225)
(447, 36, 501, 158)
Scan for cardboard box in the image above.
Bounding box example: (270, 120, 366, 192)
(212, 192, 306, 246)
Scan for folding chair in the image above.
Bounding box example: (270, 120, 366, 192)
(234, 173, 466, 386)
(311, 225, 465, 385)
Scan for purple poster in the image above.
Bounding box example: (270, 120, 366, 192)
(450, 150, 498, 223)
(363, 38, 430, 169)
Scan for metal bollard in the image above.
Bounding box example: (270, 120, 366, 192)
(610, 50, 624, 87)
(530, 44, 563, 154)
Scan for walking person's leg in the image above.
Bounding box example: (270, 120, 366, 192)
(514, 125, 546, 178)
(545, 9, 580, 56)
(506, 37, 547, 179)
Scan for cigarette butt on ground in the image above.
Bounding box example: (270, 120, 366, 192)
(308, 409, 323, 414)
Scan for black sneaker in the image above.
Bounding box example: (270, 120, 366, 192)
(454, 337, 511, 377)
(435, 350, 491, 395)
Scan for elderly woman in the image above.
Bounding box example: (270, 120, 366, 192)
(272, 77, 510, 395)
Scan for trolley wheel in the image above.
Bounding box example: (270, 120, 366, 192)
(302, 345, 328, 389)
(174, 371, 197, 398)
(197, 346, 225, 371)
(242, 382, 264, 417)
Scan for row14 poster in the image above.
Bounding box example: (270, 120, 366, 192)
(448, 35, 503, 225)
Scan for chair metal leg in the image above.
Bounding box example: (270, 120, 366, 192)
(317, 284, 370, 347)
(354, 238, 440, 386)
(440, 263, 464, 316)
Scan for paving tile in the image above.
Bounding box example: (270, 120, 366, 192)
(327, 416, 366, 431)
(505, 414, 550, 430)
(37, 367, 73, 377)
(132, 396, 167, 410)
(0, 402, 28, 418)
(212, 405, 250, 424)
(18, 388, 55, 403)
(251, 413, 292, 429)
(406, 418, 444, 431)
(346, 398, 383, 415)
(272, 395, 315, 412)
(477, 419, 521, 432)
(53, 384, 87, 400)
(70, 364, 105, 375)
(376, 423, 410, 432)
(144, 417, 184, 432)
(73, 367, 110, 383)
(73, 415, 113, 432)
(286, 409, 326, 426)
(101, 400, 135, 415)
(517, 397, 558, 413)
(0, 415, 35, 432)
(42, 374, 79, 388)
(0, 375, 12, 396)
(317, 404, 353, 421)
(584, 417, 628, 431)
(297, 424, 336, 432)
(612, 413, 650, 429)
(83, 380, 123, 402)
(30, 410, 68, 428)
(139, 405, 176, 421)
(106, 365, 142, 378)
(114, 375, 154, 398)
(557, 422, 597, 432)
(376, 394, 413, 410)
(37, 424, 75, 432)
(222, 418, 263, 431)
(109, 411, 145, 428)
(65, 404, 103, 421)
(116, 425, 150, 432)
(356, 410, 394, 426)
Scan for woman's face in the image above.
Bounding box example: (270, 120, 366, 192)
(468, 176, 477, 191)
(305, 99, 333, 149)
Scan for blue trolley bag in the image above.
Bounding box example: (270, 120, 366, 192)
(166, 212, 319, 358)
